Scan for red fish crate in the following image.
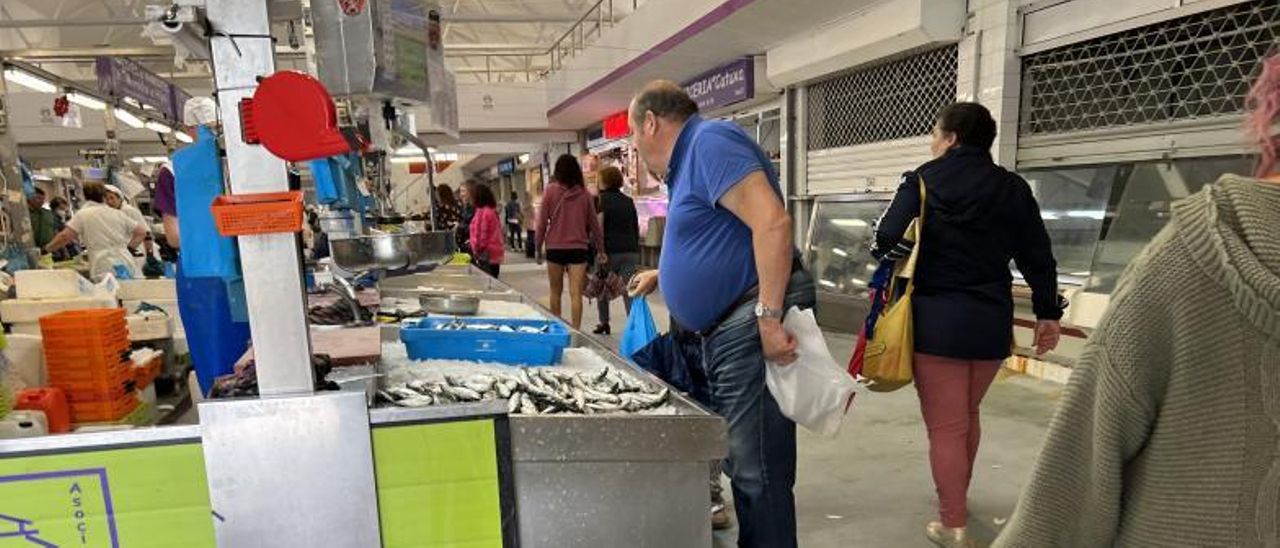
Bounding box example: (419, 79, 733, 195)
(46, 358, 132, 387)
(39, 308, 127, 335)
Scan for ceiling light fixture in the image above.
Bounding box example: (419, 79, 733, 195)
(144, 121, 173, 133)
(66, 91, 107, 111)
(114, 108, 145, 129)
(3, 68, 57, 93)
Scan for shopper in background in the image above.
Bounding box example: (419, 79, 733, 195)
(27, 187, 55, 251)
(994, 52, 1280, 548)
(537, 154, 605, 329)
(457, 180, 477, 253)
(591, 166, 641, 336)
(47, 196, 75, 261)
(505, 191, 524, 251)
(626, 81, 813, 548)
(435, 184, 461, 229)
(871, 102, 1063, 548)
(43, 182, 146, 279)
(522, 198, 537, 258)
(468, 184, 505, 278)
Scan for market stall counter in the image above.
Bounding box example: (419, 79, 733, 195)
(0, 265, 726, 548)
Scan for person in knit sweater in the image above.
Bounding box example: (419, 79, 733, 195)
(994, 53, 1280, 548)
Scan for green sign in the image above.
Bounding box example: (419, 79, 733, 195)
(0, 419, 510, 547)
(373, 419, 506, 548)
(0, 442, 215, 547)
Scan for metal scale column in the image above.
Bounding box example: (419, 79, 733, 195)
(196, 2, 381, 546)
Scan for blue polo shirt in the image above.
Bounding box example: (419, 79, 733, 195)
(659, 116, 781, 331)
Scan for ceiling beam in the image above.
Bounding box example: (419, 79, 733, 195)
(0, 14, 585, 29)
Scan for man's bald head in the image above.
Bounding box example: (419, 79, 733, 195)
(629, 80, 699, 128)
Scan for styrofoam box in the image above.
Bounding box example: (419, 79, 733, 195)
(127, 313, 173, 341)
(15, 270, 89, 300)
(6, 333, 46, 387)
(121, 299, 184, 332)
(9, 322, 41, 336)
(117, 279, 177, 302)
(0, 297, 118, 324)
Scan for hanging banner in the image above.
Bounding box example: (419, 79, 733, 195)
(602, 111, 629, 139)
(683, 57, 755, 111)
(94, 57, 178, 122)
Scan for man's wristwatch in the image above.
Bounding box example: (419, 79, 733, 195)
(754, 302, 784, 321)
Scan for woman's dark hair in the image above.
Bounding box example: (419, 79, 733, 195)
(50, 196, 68, 210)
(937, 102, 997, 150)
(510, 191, 518, 201)
(598, 166, 624, 191)
(472, 184, 498, 209)
(552, 154, 584, 188)
(82, 182, 107, 203)
(436, 184, 458, 209)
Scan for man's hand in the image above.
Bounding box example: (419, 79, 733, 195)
(628, 270, 658, 297)
(1034, 319, 1061, 356)
(760, 319, 798, 365)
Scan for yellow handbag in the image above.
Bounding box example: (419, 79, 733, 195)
(861, 177, 926, 393)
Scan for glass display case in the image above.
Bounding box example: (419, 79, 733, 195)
(804, 193, 892, 331)
(1020, 155, 1253, 294)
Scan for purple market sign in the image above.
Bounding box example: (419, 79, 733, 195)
(94, 57, 178, 121)
(683, 57, 754, 111)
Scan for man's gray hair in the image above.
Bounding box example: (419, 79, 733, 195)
(631, 81, 699, 126)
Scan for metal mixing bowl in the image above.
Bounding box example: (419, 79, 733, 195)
(419, 294, 481, 316)
(329, 231, 455, 272)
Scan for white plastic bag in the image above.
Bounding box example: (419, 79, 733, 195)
(766, 306, 861, 436)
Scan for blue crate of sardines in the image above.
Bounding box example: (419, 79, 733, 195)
(400, 317, 573, 366)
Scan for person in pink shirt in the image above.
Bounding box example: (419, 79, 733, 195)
(468, 184, 505, 278)
(537, 154, 606, 328)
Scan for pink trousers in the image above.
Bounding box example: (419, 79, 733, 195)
(914, 353, 1002, 528)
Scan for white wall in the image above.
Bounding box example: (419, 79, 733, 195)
(441, 82, 551, 131)
(545, 0, 730, 110)
(766, 0, 966, 87)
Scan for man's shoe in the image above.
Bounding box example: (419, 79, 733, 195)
(711, 505, 732, 530)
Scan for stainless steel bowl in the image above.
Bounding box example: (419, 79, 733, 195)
(329, 231, 455, 272)
(419, 294, 481, 316)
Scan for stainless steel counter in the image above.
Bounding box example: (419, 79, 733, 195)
(376, 266, 727, 548)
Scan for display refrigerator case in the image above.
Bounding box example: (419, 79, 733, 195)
(803, 192, 892, 333)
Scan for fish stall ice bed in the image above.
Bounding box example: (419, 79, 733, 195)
(373, 266, 725, 547)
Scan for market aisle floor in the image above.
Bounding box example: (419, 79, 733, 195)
(496, 255, 1063, 548)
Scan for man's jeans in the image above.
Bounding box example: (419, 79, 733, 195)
(700, 269, 815, 548)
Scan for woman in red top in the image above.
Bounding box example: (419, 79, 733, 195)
(468, 184, 505, 278)
(537, 155, 605, 328)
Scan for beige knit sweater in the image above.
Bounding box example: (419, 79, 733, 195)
(994, 175, 1280, 548)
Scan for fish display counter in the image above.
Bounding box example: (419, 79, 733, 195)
(371, 265, 727, 548)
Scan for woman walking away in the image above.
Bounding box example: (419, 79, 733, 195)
(537, 154, 605, 329)
(872, 102, 1063, 548)
(468, 184, 504, 278)
(592, 166, 641, 335)
(994, 52, 1280, 548)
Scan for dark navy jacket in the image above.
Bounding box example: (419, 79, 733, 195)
(872, 146, 1063, 360)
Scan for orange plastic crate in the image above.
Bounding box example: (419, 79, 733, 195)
(56, 380, 135, 404)
(133, 356, 163, 389)
(211, 191, 304, 236)
(39, 309, 126, 331)
(47, 358, 131, 384)
(70, 391, 139, 422)
(44, 343, 131, 367)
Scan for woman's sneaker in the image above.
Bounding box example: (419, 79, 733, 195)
(926, 521, 976, 548)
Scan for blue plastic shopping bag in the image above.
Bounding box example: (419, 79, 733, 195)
(620, 297, 659, 358)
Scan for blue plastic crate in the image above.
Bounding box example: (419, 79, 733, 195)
(400, 317, 572, 366)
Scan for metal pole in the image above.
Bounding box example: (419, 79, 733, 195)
(204, 0, 314, 396)
(0, 67, 37, 262)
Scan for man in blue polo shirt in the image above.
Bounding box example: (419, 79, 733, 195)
(629, 81, 815, 548)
